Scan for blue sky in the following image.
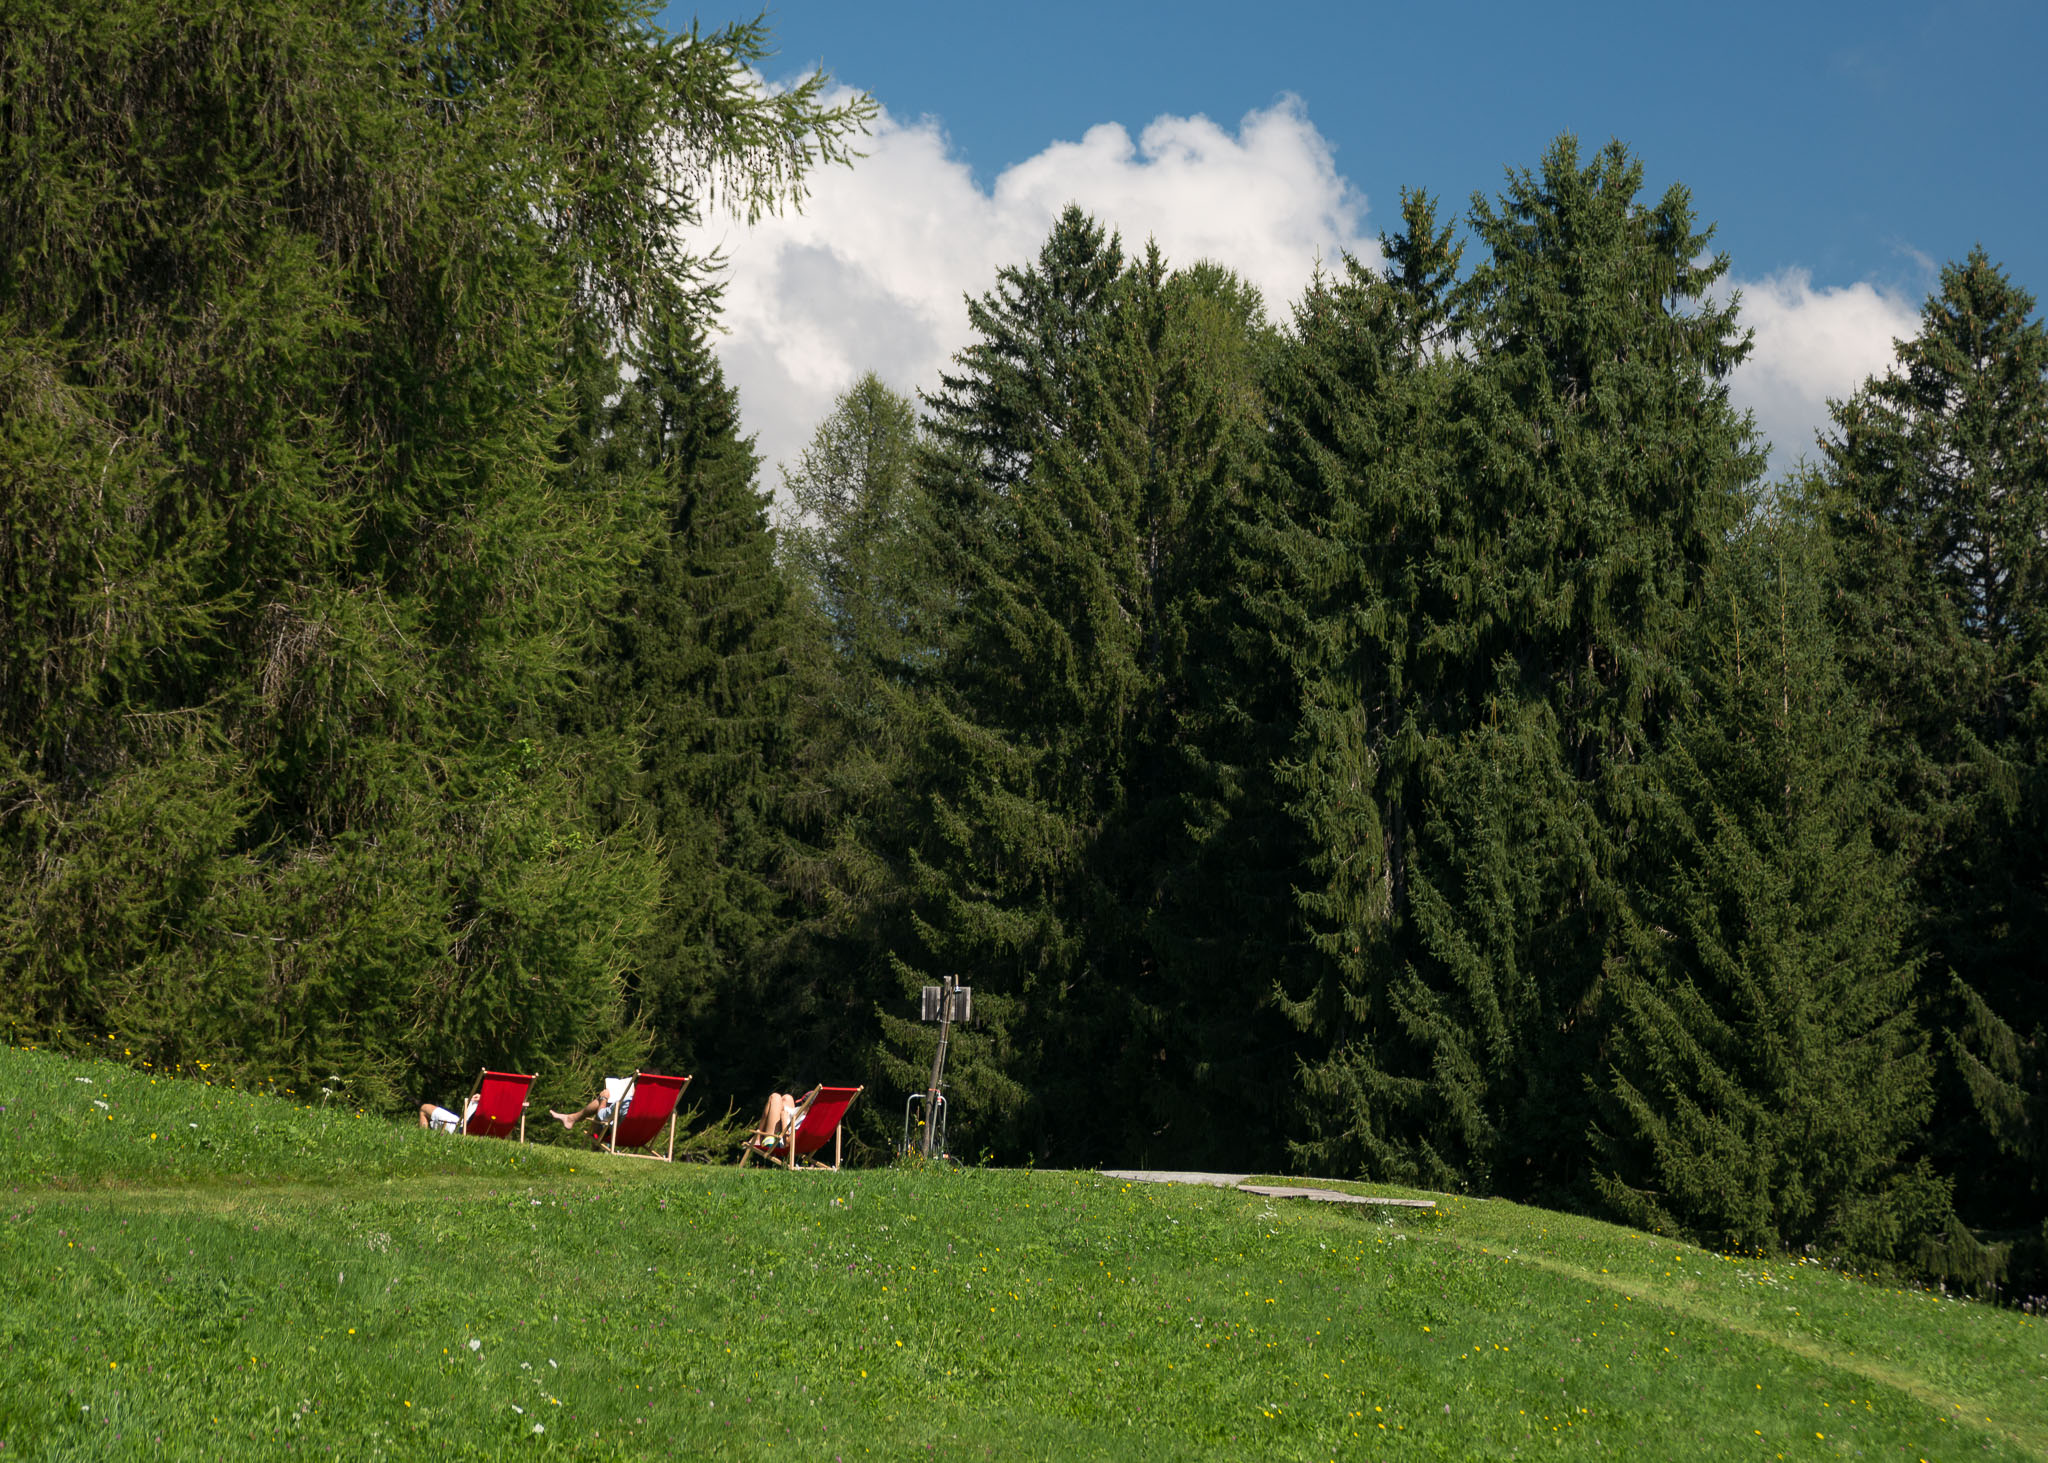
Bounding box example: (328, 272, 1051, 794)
(657, 0, 2048, 482)
(698, 0, 2045, 292)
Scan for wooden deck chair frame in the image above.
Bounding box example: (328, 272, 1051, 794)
(740, 1085, 862, 1170)
(594, 1072, 692, 1162)
(459, 1069, 535, 1144)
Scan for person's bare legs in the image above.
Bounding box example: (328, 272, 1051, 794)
(756, 1087, 825, 1142)
(550, 1094, 604, 1130)
(418, 1102, 438, 1129)
(754, 1092, 794, 1141)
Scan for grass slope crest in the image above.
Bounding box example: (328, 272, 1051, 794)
(2, 1046, 2042, 1459)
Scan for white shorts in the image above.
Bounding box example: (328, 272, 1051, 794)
(428, 1096, 479, 1133)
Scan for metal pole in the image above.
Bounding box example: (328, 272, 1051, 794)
(924, 975, 954, 1157)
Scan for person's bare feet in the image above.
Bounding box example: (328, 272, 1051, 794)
(550, 1110, 578, 1130)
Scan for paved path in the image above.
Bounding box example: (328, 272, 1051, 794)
(1099, 1170, 1435, 1210)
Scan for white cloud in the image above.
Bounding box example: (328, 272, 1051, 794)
(696, 92, 1376, 489)
(697, 87, 1921, 490)
(1724, 268, 1922, 474)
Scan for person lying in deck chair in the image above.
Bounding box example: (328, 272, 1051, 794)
(752, 1085, 821, 1145)
(419, 1091, 479, 1133)
(549, 1077, 633, 1133)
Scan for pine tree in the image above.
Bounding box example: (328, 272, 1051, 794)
(1090, 255, 1300, 1165)
(1592, 504, 1947, 1257)
(1820, 249, 2048, 1232)
(1283, 139, 1762, 1198)
(872, 208, 1126, 1159)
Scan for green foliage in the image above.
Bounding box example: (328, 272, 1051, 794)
(0, 0, 866, 1110)
(581, 316, 797, 1096)
(1820, 249, 2048, 1231)
(770, 375, 950, 1105)
(887, 212, 1289, 1165)
(779, 372, 948, 688)
(878, 208, 1139, 1157)
(1283, 139, 1764, 1200)
(1592, 505, 1946, 1258)
(1260, 189, 1463, 1174)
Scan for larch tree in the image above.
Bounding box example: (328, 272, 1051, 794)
(0, 0, 866, 1110)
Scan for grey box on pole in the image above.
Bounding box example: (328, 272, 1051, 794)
(920, 986, 972, 1023)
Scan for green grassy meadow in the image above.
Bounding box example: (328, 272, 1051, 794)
(2, 1046, 2042, 1460)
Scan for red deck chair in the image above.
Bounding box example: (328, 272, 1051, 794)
(739, 1085, 862, 1170)
(594, 1072, 692, 1161)
(459, 1070, 535, 1142)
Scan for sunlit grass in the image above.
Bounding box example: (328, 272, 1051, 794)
(0, 1044, 742, 1192)
(4, 1046, 2044, 1459)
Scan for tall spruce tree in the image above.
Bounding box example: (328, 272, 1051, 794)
(0, 0, 866, 1109)
(1591, 503, 1947, 1257)
(581, 315, 798, 1093)
(1092, 256, 1300, 1165)
(874, 209, 1130, 1155)
(884, 213, 1282, 1164)
(1820, 249, 2048, 1240)
(1262, 191, 1465, 1177)
(1285, 139, 1762, 1198)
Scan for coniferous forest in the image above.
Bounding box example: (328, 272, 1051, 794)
(3, 1, 2043, 1291)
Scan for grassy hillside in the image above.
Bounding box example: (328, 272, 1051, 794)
(2, 1046, 2041, 1460)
